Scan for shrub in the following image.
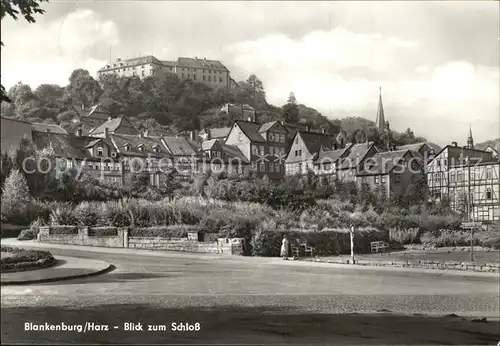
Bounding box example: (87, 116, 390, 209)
(420, 229, 500, 249)
(101, 200, 132, 227)
(74, 201, 101, 226)
(48, 226, 78, 235)
(17, 218, 44, 241)
(88, 227, 119, 237)
(129, 225, 201, 238)
(50, 203, 77, 225)
(1, 223, 27, 238)
(388, 228, 421, 245)
(1, 169, 32, 224)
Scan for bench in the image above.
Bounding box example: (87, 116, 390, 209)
(371, 241, 389, 253)
(291, 239, 315, 258)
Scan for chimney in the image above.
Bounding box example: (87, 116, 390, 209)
(452, 141, 458, 147)
(305, 126, 310, 132)
(81, 104, 85, 111)
(190, 130, 196, 141)
(104, 127, 109, 139)
(139, 132, 144, 139)
(333, 143, 338, 150)
(321, 128, 326, 134)
(207, 129, 211, 141)
(248, 116, 253, 122)
(108, 116, 112, 121)
(340, 138, 345, 149)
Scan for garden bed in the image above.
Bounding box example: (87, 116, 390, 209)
(0, 245, 56, 273)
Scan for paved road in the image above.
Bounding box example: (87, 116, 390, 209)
(2, 246, 499, 344)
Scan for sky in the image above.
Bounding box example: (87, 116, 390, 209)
(1, 1, 499, 146)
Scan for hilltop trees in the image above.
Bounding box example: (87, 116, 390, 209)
(282, 92, 300, 124)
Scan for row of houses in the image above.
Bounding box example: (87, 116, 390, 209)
(2, 97, 498, 221)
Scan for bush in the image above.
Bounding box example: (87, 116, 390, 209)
(420, 229, 500, 249)
(1, 245, 55, 271)
(48, 226, 79, 235)
(1, 223, 28, 238)
(50, 203, 77, 225)
(388, 228, 421, 245)
(17, 218, 44, 241)
(88, 227, 118, 237)
(74, 201, 101, 226)
(101, 200, 132, 227)
(129, 225, 201, 238)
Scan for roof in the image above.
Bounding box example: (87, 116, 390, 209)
(357, 150, 413, 176)
(176, 57, 228, 71)
(99, 56, 162, 72)
(202, 139, 218, 151)
(162, 136, 198, 156)
(31, 123, 67, 134)
(208, 127, 231, 139)
(398, 142, 430, 152)
(258, 121, 281, 134)
(221, 143, 249, 163)
(31, 131, 113, 160)
(338, 142, 378, 170)
(314, 146, 350, 164)
(89, 117, 138, 135)
(144, 128, 176, 137)
(111, 134, 172, 158)
(234, 120, 266, 142)
(298, 131, 337, 156)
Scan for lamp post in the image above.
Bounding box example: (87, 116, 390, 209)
(350, 224, 355, 264)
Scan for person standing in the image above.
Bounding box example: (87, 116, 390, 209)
(281, 235, 289, 260)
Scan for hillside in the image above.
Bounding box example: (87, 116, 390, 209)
(475, 138, 500, 152)
(1, 68, 436, 149)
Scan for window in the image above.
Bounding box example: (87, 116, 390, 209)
(395, 174, 401, 184)
(381, 175, 386, 183)
(486, 188, 492, 199)
(275, 163, 280, 172)
(486, 169, 492, 179)
(280, 148, 285, 155)
(252, 162, 257, 170)
(269, 133, 275, 141)
(208, 76, 212, 81)
(153, 146, 159, 153)
(138, 144, 144, 152)
(252, 146, 258, 155)
(450, 172, 455, 182)
(259, 161, 265, 171)
(219, 77, 223, 83)
(259, 146, 265, 155)
(96, 146, 103, 157)
(124, 144, 131, 151)
(269, 163, 274, 172)
(280, 134, 285, 143)
(193, 75, 196, 80)
(324, 163, 331, 171)
(203, 76, 206, 81)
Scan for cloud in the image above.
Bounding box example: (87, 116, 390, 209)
(1, 9, 120, 87)
(226, 29, 499, 145)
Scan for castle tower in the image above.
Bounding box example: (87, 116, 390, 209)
(467, 126, 474, 149)
(375, 86, 385, 133)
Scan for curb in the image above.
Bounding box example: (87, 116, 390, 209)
(0, 264, 115, 286)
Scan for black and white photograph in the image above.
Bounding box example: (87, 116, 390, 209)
(0, 0, 499, 344)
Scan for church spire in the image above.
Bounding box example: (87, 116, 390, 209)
(467, 126, 474, 149)
(376, 86, 385, 132)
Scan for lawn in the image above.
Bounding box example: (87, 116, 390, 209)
(338, 250, 500, 264)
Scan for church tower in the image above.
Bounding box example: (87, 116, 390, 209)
(375, 86, 385, 132)
(467, 126, 474, 149)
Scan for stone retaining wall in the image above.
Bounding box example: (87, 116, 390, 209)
(404, 245, 497, 252)
(38, 226, 244, 255)
(309, 257, 500, 273)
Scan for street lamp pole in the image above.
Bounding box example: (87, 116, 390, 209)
(350, 224, 355, 264)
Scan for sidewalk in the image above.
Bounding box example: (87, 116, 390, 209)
(1, 255, 112, 285)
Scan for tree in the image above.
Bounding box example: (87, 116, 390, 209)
(8, 82, 36, 108)
(241, 74, 266, 108)
(282, 92, 300, 124)
(1, 169, 32, 222)
(1, 0, 48, 103)
(64, 69, 103, 109)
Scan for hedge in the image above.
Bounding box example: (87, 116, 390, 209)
(421, 229, 500, 249)
(48, 226, 79, 235)
(1, 245, 55, 272)
(129, 225, 201, 238)
(251, 227, 388, 257)
(88, 227, 119, 237)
